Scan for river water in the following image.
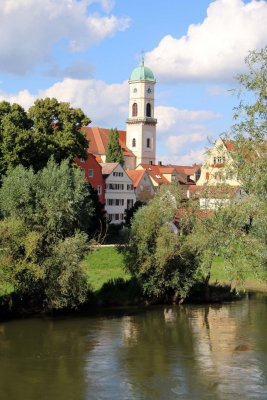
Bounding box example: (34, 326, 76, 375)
(1, 293, 267, 400)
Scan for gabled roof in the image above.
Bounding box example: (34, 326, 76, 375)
(171, 164, 201, 175)
(126, 169, 146, 188)
(139, 164, 175, 175)
(222, 140, 235, 152)
(81, 127, 135, 158)
(100, 162, 119, 175)
(188, 184, 243, 199)
(138, 163, 197, 185)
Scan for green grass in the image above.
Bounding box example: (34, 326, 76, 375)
(83, 246, 130, 292)
(84, 249, 267, 295)
(211, 257, 267, 292)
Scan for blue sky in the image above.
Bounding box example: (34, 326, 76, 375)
(0, 0, 266, 164)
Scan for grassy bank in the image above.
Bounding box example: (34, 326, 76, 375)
(84, 246, 130, 291)
(84, 248, 267, 297)
(83, 246, 141, 306)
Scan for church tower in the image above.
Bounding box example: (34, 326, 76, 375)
(126, 59, 157, 166)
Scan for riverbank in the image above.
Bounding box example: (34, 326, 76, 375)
(1, 247, 266, 318)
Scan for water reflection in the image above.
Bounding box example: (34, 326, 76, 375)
(0, 296, 267, 399)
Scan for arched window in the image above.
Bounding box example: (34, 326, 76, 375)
(146, 103, 151, 117)
(132, 138, 136, 147)
(132, 103, 138, 117)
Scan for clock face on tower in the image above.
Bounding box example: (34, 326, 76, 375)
(133, 88, 137, 93)
(147, 87, 152, 94)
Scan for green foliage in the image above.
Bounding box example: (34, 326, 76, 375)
(124, 200, 145, 226)
(191, 48, 267, 287)
(86, 184, 106, 239)
(123, 185, 200, 301)
(106, 128, 124, 164)
(0, 97, 90, 177)
(0, 159, 94, 310)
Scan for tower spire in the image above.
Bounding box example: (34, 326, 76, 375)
(140, 49, 145, 66)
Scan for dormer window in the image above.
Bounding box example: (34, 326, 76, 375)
(132, 103, 138, 117)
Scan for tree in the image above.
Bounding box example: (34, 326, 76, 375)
(0, 159, 94, 310)
(0, 98, 90, 177)
(191, 48, 267, 289)
(124, 200, 145, 226)
(122, 185, 200, 302)
(106, 128, 124, 164)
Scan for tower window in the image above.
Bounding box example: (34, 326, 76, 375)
(132, 103, 138, 117)
(146, 138, 151, 148)
(146, 103, 151, 117)
(132, 138, 136, 147)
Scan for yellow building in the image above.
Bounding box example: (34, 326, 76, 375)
(197, 137, 240, 187)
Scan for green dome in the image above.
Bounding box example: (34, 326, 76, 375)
(130, 60, 155, 81)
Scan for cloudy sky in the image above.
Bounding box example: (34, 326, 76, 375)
(0, 0, 267, 164)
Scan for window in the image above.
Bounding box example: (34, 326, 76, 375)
(80, 158, 85, 163)
(88, 169, 94, 177)
(107, 183, 124, 190)
(146, 103, 151, 117)
(113, 172, 123, 177)
(146, 138, 151, 148)
(127, 199, 134, 209)
(132, 103, 138, 117)
(132, 138, 136, 147)
(195, 169, 201, 182)
(97, 185, 102, 195)
(127, 184, 134, 190)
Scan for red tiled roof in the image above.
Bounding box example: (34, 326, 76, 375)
(188, 185, 242, 199)
(139, 164, 176, 174)
(99, 162, 119, 175)
(170, 164, 201, 175)
(126, 169, 145, 188)
(222, 140, 235, 152)
(81, 127, 134, 158)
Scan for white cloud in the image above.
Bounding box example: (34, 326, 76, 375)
(166, 133, 207, 152)
(0, 0, 130, 74)
(145, 0, 267, 82)
(155, 106, 220, 133)
(0, 78, 129, 127)
(0, 79, 218, 165)
(159, 148, 206, 166)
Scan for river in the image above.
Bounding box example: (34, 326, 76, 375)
(1, 293, 267, 399)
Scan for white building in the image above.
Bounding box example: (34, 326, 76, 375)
(101, 162, 136, 224)
(126, 59, 157, 166)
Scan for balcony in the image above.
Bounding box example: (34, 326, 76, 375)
(126, 117, 157, 125)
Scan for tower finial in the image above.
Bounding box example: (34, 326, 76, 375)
(140, 49, 145, 66)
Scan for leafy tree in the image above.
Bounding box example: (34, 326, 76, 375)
(0, 159, 94, 310)
(106, 128, 124, 164)
(122, 185, 200, 302)
(191, 48, 267, 289)
(0, 98, 90, 177)
(124, 200, 145, 226)
(86, 184, 106, 239)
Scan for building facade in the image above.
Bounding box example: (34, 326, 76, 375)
(101, 163, 136, 224)
(126, 59, 157, 167)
